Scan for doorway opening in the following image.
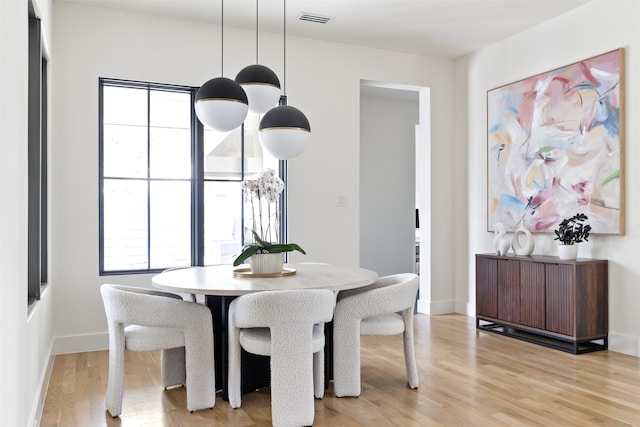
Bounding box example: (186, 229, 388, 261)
(359, 80, 431, 314)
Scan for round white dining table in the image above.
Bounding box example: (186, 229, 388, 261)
(152, 262, 379, 296)
(151, 262, 378, 399)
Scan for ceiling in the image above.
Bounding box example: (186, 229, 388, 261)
(59, 0, 592, 59)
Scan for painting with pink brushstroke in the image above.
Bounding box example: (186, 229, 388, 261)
(487, 48, 624, 234)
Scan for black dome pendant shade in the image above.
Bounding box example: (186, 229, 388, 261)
(259, 105, 310, 131)
(196, 77, 249, 103)
(236, 64, 280, 88)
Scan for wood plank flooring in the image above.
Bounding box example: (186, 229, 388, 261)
(40, 314, 640, 426)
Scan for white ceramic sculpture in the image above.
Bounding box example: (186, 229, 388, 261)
(511, 224, 535, 256)
(493, 223, 511, 256)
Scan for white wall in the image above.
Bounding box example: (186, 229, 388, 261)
(1, 0, 55, 425)
(360, 91, 418, 277)
(460, 0, 640, 355)
(50, 3, 456, 350)
(0, 3, 29, 424)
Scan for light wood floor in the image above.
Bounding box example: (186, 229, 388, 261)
(41, 314, 640, 426)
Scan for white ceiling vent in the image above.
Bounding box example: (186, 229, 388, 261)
(299, 12, 334, 24)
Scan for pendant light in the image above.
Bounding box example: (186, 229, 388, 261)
(235, 0, 281, 115)
(258, 0, 311, 160)
(195, 0, 248, 132)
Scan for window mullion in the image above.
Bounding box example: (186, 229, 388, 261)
(147, 87, 152, 270)
(192, 88, 205, 266)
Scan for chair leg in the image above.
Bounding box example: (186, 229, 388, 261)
(402, 309, 419, 389)
(227, 325, 243, 409)
(105, 325, 126, 417)
(184, 315, 216, 412)
(270, 326, 316, 427)
(161, 347, 186, 388)
(332, 319, 362, 397)
(313, 349, 324, 399)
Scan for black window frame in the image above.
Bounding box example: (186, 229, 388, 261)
(98, 78, 286, 276)
(28, 1, 48, 306)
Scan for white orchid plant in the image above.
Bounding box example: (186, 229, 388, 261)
(233, 168, 306, 266)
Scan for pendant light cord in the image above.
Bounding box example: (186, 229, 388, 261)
(221, 0, 224, 76)
(255, 0, 259, 64)
(283, 0, 287, 96)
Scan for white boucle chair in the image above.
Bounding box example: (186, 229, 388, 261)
(100, 284, 215, 417)
(333, 273, 420, 397)
(228, 289, 336, 427)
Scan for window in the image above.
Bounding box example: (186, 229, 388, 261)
(28, 3, 48, 305)
(99, 79, 281, 274)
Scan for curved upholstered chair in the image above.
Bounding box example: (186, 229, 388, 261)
(228, 289, 336, 427)
(100, 284, 215, 417)
(333, 273, 420, 397)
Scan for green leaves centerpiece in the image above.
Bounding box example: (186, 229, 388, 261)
(233, 230, 306, 266)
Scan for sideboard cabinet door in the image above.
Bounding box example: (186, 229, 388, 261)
(520, 261, 546, 330)
(545, 263, 575, 336)
(497, 259, 520, 323)
(476, 256, 498, 319)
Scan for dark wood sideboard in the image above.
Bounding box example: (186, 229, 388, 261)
(475, 253, 608, 354)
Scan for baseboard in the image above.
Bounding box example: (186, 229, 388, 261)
(53, 332, 109, 355)
(455, 300, 474, 316)
(608, 333, 640, 357)
(29, 341, 54, 427)
(416, 299, 455, 315)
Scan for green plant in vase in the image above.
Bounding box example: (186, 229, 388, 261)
(233, 169, 306, 267)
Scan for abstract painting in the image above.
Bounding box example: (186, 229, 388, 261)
(487, 48, 624, 234)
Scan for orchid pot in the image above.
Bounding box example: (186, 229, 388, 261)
(249, 252, 285, 274)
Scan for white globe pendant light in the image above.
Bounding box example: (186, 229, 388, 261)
(195, 77, 248, 132)
(194, 0, 248, 132)
(259, 103, 310, 160)
(258, 0, 311, 160)
(235, 0, 281, 115)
